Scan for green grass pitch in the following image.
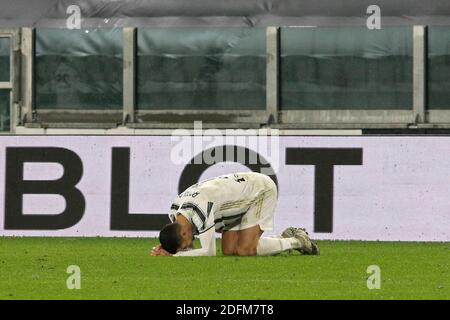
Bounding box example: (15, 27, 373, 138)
(0, 237, 449, 300)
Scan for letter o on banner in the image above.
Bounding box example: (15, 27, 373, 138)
(178, 145, 278, 194)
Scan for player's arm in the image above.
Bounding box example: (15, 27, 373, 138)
(173, 225, 216, 257)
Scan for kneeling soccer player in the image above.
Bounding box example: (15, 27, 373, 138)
(151, 172, 319, 257)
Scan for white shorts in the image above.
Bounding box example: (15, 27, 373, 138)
(228, 176, 277, 232)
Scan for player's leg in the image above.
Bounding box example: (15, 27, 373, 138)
(227, 175, 315, 256)
(228, 224, 303, 256)
(223, 227, 268, 256)
(257, 235, 302, 256)
(281, 227, 320, 255)
(232, 177, 301, 256)
(235, 225, 263, 256)
(249, 176, 312, 255)
(232, 222, 303, 256)
(221, 230, 239, 255)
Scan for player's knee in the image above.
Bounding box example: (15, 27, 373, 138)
(222, 247, 237, 256)
(236, 246, 257, 256)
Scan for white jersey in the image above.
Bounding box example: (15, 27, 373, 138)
(168, 172, 276, 256)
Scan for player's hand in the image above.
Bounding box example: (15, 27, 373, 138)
(157, 248, 173, 256)
(150, 245, 172, 256)
(150, 244, 162, 256)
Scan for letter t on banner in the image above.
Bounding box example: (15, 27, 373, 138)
(286, 148, 363, 233)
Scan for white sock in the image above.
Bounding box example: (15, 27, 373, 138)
(256, 236, 300, 256)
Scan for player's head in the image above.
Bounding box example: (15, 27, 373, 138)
(159, 222, 182, 254)
(159, 222, 194, 254)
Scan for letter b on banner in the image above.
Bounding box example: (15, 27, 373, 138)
(4, 147, 85, 230)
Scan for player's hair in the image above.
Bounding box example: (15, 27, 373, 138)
(159, 222, 182, 254)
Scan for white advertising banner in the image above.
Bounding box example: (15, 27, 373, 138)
(0, 135, 449, 241)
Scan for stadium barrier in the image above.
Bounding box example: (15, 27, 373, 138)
(1, 26, 450, 131)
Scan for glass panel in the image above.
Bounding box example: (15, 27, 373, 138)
(0, 90, 10, 132)
(281, 27, 413, 110)
(35, 28, 123, 110)
(137, 28, 266, 110)
(0, 37, 10, 82)
(428, 27, 450, 110)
